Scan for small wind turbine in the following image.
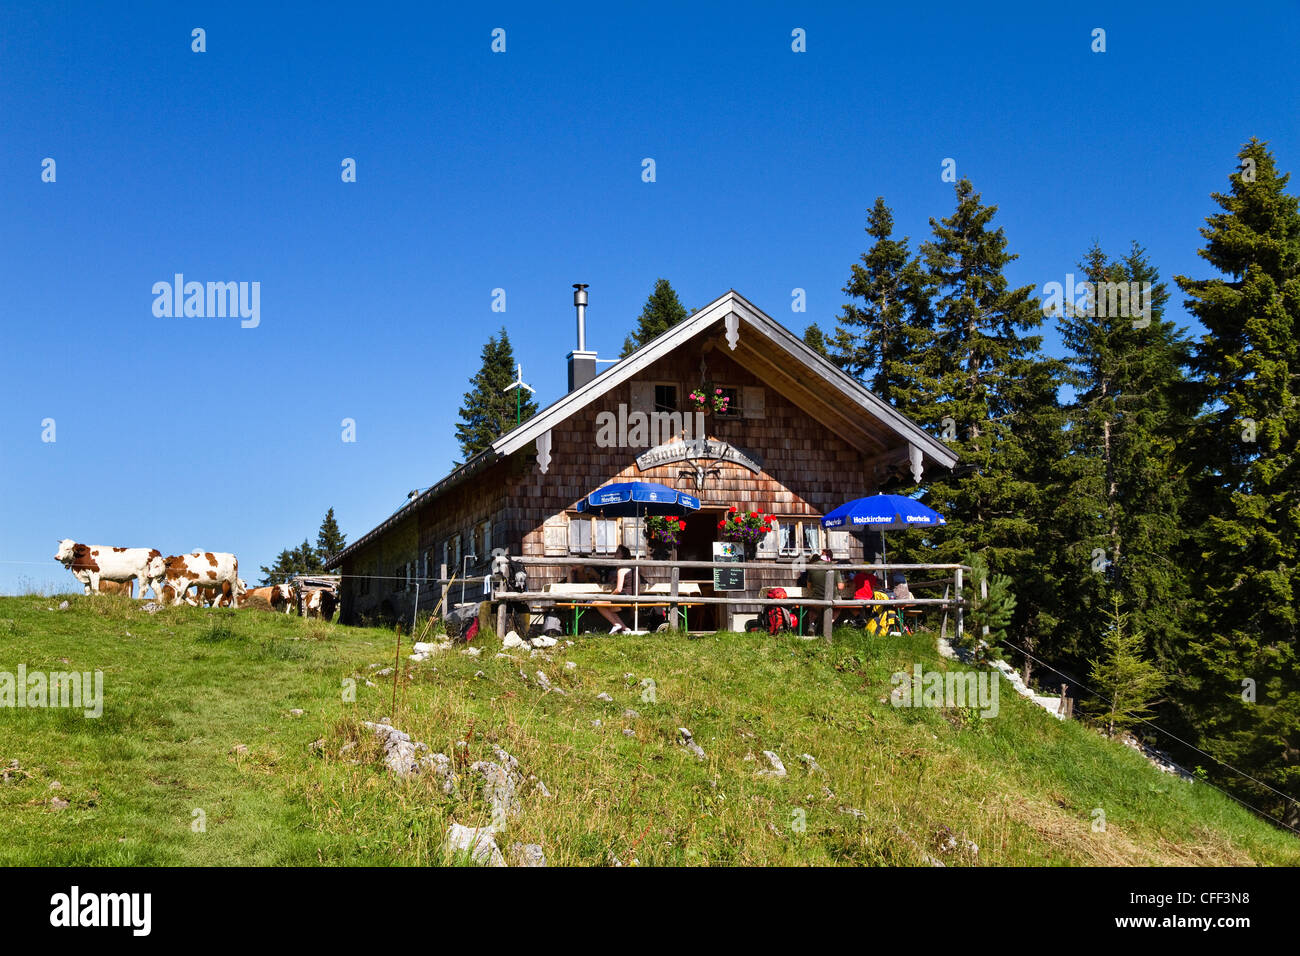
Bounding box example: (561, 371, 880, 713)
(503, 363, 535, 425)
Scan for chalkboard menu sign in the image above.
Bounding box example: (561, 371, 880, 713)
(712, 541, 746, 591)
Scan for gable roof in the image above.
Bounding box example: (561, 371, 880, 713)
(326, 289, 956, 568)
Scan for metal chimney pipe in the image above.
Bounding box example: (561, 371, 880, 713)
(573, 283, 589, 353)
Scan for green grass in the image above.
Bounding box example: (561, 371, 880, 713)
(0, 593, 1294, 866)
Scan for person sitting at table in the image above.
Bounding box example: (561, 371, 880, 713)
(593, 545, 636, 634)
(567, 563, 602, 586)
(847, 567, 877, 626)
(807, 553, 847, 632)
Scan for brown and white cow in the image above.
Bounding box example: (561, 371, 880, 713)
(245, 583, 296, 613)
(302, 588, 337, 621)
(55, 539, 165, 598)
(161, 551, 240, 607)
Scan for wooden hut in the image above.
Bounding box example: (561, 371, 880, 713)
(325, 289, 957, 627)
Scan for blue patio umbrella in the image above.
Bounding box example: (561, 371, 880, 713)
(576, 482, 701, 632)
(821, 494, 946, 582)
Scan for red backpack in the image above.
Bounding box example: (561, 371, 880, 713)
(766, 588, 794, 634)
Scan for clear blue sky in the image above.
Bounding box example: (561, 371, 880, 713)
(2, 1, 1296, 593)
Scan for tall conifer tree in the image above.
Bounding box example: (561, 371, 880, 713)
(1173, 139, 1300, 826)
(455, 327, 537, 459)
(832, 198, 934, 415)
(912, 180, 1067, 663)
(620, 279, 690, 357)
(1051, 244, 1195, 673)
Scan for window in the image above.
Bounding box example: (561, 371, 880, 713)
(803, 523, 821, 554)
(481, 520, 492, 557)
(716, 386, 741, 418)
(654, 384, 678, 413)
(568, 516, 620, 554)
(778, 522, 798, 556)
(452, 534, 462, 570)
(594, 518, 619, 554)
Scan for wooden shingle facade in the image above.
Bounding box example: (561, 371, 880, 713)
(326, 290, 957, 626)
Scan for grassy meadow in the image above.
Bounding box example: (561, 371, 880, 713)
(0, 593, 1294, 866)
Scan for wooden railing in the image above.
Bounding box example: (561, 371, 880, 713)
(487, 555, 969, 642)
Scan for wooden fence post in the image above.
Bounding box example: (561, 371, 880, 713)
(955, 566, 964, 644)
(669, 565, 680, 631)
(439, 563, 449, 619)
(822, 569, 835, 642)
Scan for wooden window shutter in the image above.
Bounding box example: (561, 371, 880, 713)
(756, 519, 779, 556)
(568, 517, 592, 553)
(742, 386, 765, 419)
(828, 529, 850, 559)
(543, 515, 568, 556)
(481, 520, 492, 556)
(630, 381, 654, 412)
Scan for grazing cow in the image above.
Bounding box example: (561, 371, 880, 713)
(190, 578, 246, 607)
(245, 583, 296, 613)
(55, 539, 164, 598)
(161, 551, 240, 608)
(303, 588, 338, 621)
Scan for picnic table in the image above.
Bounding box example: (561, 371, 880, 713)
(776, 586, 918, 636)
(542, 581, 703, 634)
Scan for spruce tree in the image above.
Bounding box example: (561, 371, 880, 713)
(912, 180, 1068, 673)
(1051, 243, 1194, 673)
(316, 508, 347, 563)
(259, 539, 323, 584)
(802, 322, 831, 359)
(833, 198, 934, 415)
(1087, 595, 1170, 737)
(620, 279, 690, 357)
(1173, 139, 1300, 827)
(455, 327, 537, 459)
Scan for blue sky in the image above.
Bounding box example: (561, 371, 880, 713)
(1, 1, 1296, 593)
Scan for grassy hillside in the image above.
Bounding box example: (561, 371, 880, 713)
(0, 593, 1294, 866)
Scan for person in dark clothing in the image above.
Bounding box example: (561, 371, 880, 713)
(594, 545, 636, 633)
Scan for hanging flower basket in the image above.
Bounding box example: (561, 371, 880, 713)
(717, 506, 771, 558)
(688, 386, 730, 415)
(644, 514, 687, 547)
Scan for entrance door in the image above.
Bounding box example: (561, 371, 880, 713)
(677, 509, 724, 629)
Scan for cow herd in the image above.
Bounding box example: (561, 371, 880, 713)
(53, 539, 337, 619)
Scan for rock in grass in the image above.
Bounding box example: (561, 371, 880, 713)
(470, 751, 522, 821)
(677, 728, 706, 760)
(596, 692, 613, 702)
(444, 823, 505, 867)
(50, 796, 70, 810)
(622, 709, 640, 719)
(758, 751, 788, 778)
(502, 631, 528, 650)
(511, 842, 547, 867)
(798, 754, 823, 774)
